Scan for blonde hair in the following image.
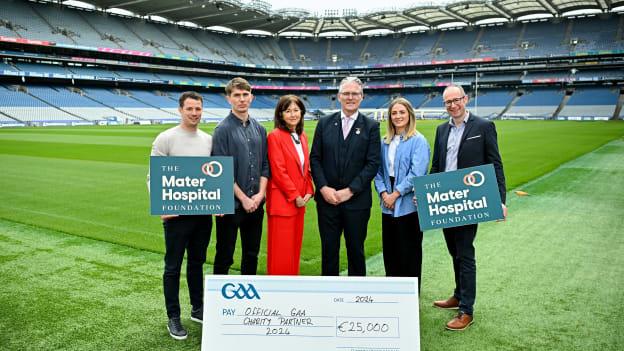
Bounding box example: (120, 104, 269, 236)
(383, 97, 418, 144)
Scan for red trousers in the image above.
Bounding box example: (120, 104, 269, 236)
(267, 209, 305, 275)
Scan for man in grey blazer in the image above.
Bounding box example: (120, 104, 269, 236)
(430, 84, 507, 331)
(310, 76, 381, 276)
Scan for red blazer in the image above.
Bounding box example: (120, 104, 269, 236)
(267, 128, 314, 216)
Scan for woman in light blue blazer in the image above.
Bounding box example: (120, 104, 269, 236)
(374, 97, 430, 288)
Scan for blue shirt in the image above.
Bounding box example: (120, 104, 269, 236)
(445, 112, 469, 172)
(374, 132, 430, 217)
(212, 112, 270, 209)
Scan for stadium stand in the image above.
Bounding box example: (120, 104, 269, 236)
(0, 1, 622, 66)
(0, 85, 85, 123)
(1, 0, 70, 44)
(473, 23, 523, 58)
(470, 90, 516, 118)
(0, 0, 622, 125)
(506, 88, 565, 119)
(558, 87, 619, 118)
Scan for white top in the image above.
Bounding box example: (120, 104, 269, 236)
(291, 132, 305, 173)
(147, 125, 212, 190)
(387, 135, 401, 178)
(151, 125, 212, 157)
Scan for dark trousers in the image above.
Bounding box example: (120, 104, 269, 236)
(317, 204, 370, 276)
(443, 223, 478, 315)
(382, 212, 423, 291)
(163, 215, 212, 318)
(214, 207, 264, 275)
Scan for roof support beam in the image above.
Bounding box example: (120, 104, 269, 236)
(107, 0, 150, 7)
(536, 0, 559, 15)
(484, 2, 513, 20)
(401, 12, 432, 28)
(360, 16, 394, 30)
(277, 19, 307, 34)
(595, 0, 610, 11)
(339, 18, 358, 35)
(314, 18, 324, 36)
(439, 8, 469, 24)
(183, 9, 239, 21)
(149, 5, 197, 16)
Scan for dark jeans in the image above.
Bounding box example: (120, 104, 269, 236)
(213, 207, 264, 275)
(381, 212, 423, 292)
(163, 215, 212, 319)
(443, 223, 478, 315)
(317, 204, 370, 276)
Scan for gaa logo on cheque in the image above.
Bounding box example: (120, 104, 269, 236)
(463, 170, 485, 187)
(221, 283, 261, 300)
(201, 161, 223, 178)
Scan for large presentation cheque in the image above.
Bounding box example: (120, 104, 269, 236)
(202, 276, 420, 351)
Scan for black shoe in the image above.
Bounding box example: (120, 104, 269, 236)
(191, 305, 203, 324)
(167, 317, 188, 340)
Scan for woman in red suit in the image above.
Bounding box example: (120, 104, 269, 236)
(266, 95, 314, 275)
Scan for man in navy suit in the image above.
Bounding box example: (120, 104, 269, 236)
(310, 76, 381, 276)
(430, 84, 507, 331)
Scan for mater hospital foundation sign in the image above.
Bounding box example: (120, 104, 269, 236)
(414, 164, 504, 231)
(150, 156, 234, 215)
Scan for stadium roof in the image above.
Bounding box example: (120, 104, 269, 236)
(69, 0, 624, 35)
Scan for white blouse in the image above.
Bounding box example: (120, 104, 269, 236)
(291, 132, 305, 173)
(387, 135, 401, 178)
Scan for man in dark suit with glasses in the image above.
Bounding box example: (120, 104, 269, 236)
(430, 84, 507, 331)
(310, 76, 381, 276)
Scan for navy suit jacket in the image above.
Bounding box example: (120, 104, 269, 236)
(310, 111, 381, 210)
(430, 113, 507, 204)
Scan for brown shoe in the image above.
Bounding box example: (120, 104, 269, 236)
(433, 296, 459, 309)
(446, 312, 473, 331)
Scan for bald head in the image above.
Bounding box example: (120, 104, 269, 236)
(443, 84, 466, 99)
(443, 84, 469, 121)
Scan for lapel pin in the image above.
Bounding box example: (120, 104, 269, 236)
(355, 128, 361, 135)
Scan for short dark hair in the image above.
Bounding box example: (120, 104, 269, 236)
(178, 91, 203, 108)
(273, 95, 305, 134)
(225, 77, 252, 96)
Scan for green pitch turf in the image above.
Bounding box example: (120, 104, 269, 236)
(1, 136, 622, 350)
(0, 121, 622, 274)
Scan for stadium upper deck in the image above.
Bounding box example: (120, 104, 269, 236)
(0, 0, 623, 68)
(0, 0, 622, 125)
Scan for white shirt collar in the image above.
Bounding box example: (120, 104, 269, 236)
(341, 111, 358, 121)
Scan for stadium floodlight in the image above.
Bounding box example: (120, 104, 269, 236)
(342, 8, 357, 17)
(323, 9, 340, 18)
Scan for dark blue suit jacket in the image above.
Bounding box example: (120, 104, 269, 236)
(430, 113, 507, 204)
(310, 111, 381, 210)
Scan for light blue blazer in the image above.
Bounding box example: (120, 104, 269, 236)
(374, 132, 430, 217)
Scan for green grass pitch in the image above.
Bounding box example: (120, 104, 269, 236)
(0, 120, 623, 350)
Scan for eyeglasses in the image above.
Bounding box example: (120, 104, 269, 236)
(340, 92, 362, 98)
(444, 96, 466, 107)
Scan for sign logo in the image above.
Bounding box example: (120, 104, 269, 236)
(201, 161, 223, 178)
(413, 164, 504, 230)
(221, 283, 261, 300)
(463, 170, 485, 187)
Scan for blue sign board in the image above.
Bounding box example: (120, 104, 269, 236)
(413, 164, 504, 231)
(150, 156, 234, 215)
